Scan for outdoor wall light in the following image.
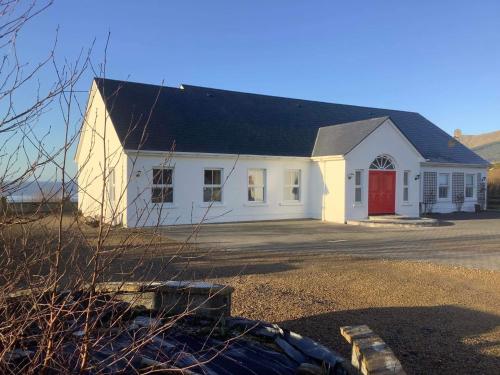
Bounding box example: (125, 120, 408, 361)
(481, 176, 487, 182)
(135, 171, 142, 178)
(347, 173, 354, 180)
(414, 174, 421, 181)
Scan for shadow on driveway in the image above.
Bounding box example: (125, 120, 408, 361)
(427, 210, 500, 221)
(279, 305, 500, 375)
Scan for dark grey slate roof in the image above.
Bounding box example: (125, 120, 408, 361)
(312, 117, 390, 157)
(94, 78, 489, 166)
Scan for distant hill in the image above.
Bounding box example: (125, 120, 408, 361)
(455, 129, 500, 149)
(472, 142, 500, 163)
(2, 180, 77, 202)
(454, 129, 500, 163)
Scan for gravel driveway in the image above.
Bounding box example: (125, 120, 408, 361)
(165, 211, 500, 271)
(141, 212, 500, 374)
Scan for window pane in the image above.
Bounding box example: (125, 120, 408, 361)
(212, 187, 222, 201)
(203, 187, 222, 202)
(248, 187, 264, 202)
(203, 187, 212, 202)
(204, 170, 212, 185)
(466, 174, 474, 185)
(284, 186, 300, 201)
(465, 187, 473, 198)
(355, 187, 362, 202)
(403, 187, 409, 201)
(213, 170, 222, 185)
(287, 170, 299, 185)
(439, 174, 448, 186)
(153, 168, 172, 185)
(439, 186, 448, 198)
(163, 169, 173, 185)
(253, 187, 264, 201)
(152, 187, 173, 203)
(151, 187, 162, 203)
(355, 171, 361, 186)
(164, 187, 173, 202)
(404, 171, 409, 186)
(249, 169, 264, 186)
(248, 188, 254, 201)
(153, 169, 162, 185)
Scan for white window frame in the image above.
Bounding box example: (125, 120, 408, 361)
(247, 168, 266, 203)
(151, 167, 174, 204)
(465, 173, 475, 199)
(203, 168, 223, 203)
(354, 170, 363, 204)
(403, 170, 410, 202)
(438, 173, 450, 200)
(283, 169, 301, 202)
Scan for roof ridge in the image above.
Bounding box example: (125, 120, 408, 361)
(95, 77, 420, 115)
(180, 83, 420, 114)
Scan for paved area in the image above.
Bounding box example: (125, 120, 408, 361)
(165, 211, 500, 271)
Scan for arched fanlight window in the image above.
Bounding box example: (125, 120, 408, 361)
(370, 155, 395, 170)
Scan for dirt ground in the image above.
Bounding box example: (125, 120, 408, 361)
(3, 214, 500, 374)
(207, 253, 500, 375)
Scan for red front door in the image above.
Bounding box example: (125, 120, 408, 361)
(368, 170, 396, 215)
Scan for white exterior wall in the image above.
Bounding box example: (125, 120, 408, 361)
(308, 162, 324, 219)
(309, 159, 346, 223)
(420, 164, 488, 213)
(124, 152, 312, 227)
(75, 82, 127, 224)
(343, 120, 425, 220)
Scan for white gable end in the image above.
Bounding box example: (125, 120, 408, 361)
(343, 119, 425, 220)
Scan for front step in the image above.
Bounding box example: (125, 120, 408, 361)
(348, 216, 439, 228)
(368, 215, 415, 221)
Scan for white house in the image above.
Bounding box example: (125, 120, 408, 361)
(75, 78, 490, 227)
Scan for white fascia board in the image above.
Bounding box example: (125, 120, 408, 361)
(310, 155, 345, 162)
(124, 149, 312, 161)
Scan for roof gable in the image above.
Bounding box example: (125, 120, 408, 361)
(94, 78, 489, 166)
(312, 117, 390, 157)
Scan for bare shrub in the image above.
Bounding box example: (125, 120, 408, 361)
(0, 2, 237, 373)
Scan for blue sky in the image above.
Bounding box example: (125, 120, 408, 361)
(11, 0, 500, 177)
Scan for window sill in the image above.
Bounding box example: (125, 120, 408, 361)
(279, 201, 303, 206)
(198, 203, 226, 208)
(353, 203, 364, 207)
(244, 202, 268, 207)
(401, 203, 413, 207)
(152, 204, 178, 209)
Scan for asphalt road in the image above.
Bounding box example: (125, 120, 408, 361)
(164, 212, 500, 271)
